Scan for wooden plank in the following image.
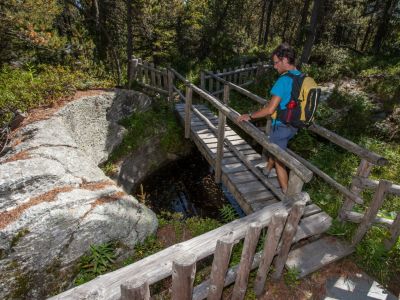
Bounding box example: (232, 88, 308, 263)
(215, 104, 227, 183)
(228, 171, 257, 184)
(222, 163, 248, 174)
(302, 204, 322, 218)
(352, 180, 392, 245)
(286, 237, 354, 278)
(172, 253, 197, 300)
(208, 234, 234, 300)
(120, 279, 150, 300)
(294, 212, 332, 243)
(254, 213, 287, 296)
(231, 223, 262, 300)
(251, 200, 280, 211)
(237, 181, 266, 194)
(344, 211, 393, 227)
(244, 189, 275, 203)
(286, 172, 304, 197)
(150, 63, 156, 86)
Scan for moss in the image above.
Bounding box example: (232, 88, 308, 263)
(10, 228, 30, 248)
(11, 272, 33, 299)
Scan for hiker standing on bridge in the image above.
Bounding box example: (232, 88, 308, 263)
(238, 43, 300, 194)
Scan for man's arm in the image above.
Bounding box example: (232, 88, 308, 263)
(237, 95, 281, 122)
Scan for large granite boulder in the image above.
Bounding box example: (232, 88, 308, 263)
(0, 90, 158, 299)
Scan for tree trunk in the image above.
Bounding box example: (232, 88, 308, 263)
(258, 0, 267, 45)
(299, 0, 323, 67)
(126, 0, 133, 83)
(373, 0, 396, 53)
(281, 8, 290, 42)
(262, 0, 274, 46)
(295, 0, 312, 45)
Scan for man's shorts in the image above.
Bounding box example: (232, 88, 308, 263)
(269, 124, 298, 150)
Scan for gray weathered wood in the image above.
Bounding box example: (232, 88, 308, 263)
(185, 86, 193, 139)
(209, 71, 214, 92)
(163, 70, 168, 90)
(216, 70, 221, 94)
(201, 71, 205, 90)
(286, 172, 304, 197)
(286, 236, 354, 278)
(231, 223, 262, 300)
(344, 211, 393, 227)
(150, 63, 156, 86)
(170, 69, 313, 182)
(287, 149, 364, 204)
(120, 279, 150, 300)
(207, 234, 234, 300)
(308, 124, 388, 166)
(215, 85, 230, 183)
(352, 180, 392, 245)
(353, 177, 400, 196)
(172, 253, 197, 300)
(272, 194, 307, 279)
(168, 69, 174, 100)
(254, 213, 287, 296)
(384, 213, 400, 250)
(128, 59, 138, 88)
(173, 86, 186, 101)
(339, 159, 373, 221)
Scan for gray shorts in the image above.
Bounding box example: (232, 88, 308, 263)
(269, 124, 298, 150)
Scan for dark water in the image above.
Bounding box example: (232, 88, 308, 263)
(134, 148, 231, 219)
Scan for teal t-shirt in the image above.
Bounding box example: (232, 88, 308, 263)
(270, 69, 301, 125)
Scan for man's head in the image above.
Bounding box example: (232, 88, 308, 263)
(271, 43, 296, 74)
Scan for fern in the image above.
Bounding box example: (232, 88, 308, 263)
(219, 204, 238, 223)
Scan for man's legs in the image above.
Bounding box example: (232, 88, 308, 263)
(275, 160, 288, 194)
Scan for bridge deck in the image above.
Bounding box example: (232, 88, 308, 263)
(175, 103, 282, 214)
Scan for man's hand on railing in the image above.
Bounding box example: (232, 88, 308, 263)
(237, 113, 252, 122)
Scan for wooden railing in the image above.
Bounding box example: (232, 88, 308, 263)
(128, 59, 170, 95)
(51, 195, 309, 300)
(206, 67, 399, 250)
(200, 63, 270, 97)
(169, 67, 313, 199)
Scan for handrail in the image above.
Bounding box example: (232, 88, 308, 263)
(204, 64, 270, 79)
(308, 123, 388, 166)
(49, 202, 289, 300)
(171, 68, 313, 183)
(205, 71, 267, 105)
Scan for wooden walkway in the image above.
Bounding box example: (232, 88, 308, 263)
(175, 103, 332, 244)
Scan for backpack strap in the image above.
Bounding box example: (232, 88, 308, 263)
(282, 72, 305, 102)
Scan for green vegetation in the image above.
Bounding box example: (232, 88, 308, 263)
(105, 101, 188, 167)
(0, 64, 114, 125)
(284, 267, 301, 288)
(74, 242, 116, 285)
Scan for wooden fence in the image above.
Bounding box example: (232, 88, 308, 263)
(51, 195, 310, 300)
(206, 67, 399, 250)
(200, 63, 270, 97)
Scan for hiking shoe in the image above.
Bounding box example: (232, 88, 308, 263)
(256, 165, 270, 176)
(268, 168, 277, 178)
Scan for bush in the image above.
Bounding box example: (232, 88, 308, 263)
(0, 64, 114, 125)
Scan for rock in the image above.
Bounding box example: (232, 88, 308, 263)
(0, 89, 157, 299)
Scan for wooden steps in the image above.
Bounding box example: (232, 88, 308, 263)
(285, 236, 354, 278)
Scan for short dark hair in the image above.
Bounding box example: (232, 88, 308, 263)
(271, 43, 296, 65)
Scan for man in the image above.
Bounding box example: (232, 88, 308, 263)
(238, 43, 300, 194)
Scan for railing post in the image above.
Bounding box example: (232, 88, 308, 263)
(120, 279, 150, 300)
(162, 69, 168, 91)
(184, 86, 192, 139)
(384, 212, 400, 250)
(272, 194, 307, 279)
(200, 70, 205, 90)
(208, 234, 234, 300)
(286, 171, 305, 197)
(352, 180, 391, 245)
(231, 222, 262, 300)
(254, 213, 287, 296)
(128, 58, 138, 89)
(339, 159, 373, 221)
(215, 85, 229, 184)
(150, 62, 156, 87)
(172, 253, 197, 300)
(168, 69, 174, 101)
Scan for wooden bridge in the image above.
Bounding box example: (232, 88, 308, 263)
(51, 60, 400, 300)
